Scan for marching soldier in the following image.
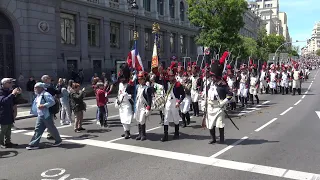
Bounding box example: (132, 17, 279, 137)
(127, 71, 153, 141)
(292, 63, 303, 95)
(226, 64, 237, 110)
(249, 65, 260, 104)
(190, 62, 201, 117)
(161, 62, 185, 142)
(238, 64, 249, 107)
(180, 72, 192, 127)
(259, 62, 268, 94)
(269, 64, 278, 94)
(149, 73, 165, 125)
(115, 63, 133, 139)
(203, 51, 232, 144)
(280, 65, 290, 95)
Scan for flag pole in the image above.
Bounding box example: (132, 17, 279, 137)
(152, 22, 160, 72)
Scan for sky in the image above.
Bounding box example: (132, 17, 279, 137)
(279, 0, 320, 50)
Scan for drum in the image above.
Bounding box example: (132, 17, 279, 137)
(152, 96, 166, 110)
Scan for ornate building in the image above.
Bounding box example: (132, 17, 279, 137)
(0, 0, 198, 79)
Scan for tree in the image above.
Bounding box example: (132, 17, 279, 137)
(256, 27, 268, 61)
(240, 36, 258, 59)
(288, 45, 299, 57)
(316, 49, 320, 56)
(187, 0, 248, 52)
(263, 33, 286, 53)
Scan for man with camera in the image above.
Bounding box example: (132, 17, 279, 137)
(0, 78, 21, 148)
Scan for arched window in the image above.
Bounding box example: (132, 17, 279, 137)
(180, 1, 185, 21)
(157, 0, 164, 15)
(143, 0, 151, 11)
(169, 0, 175, 18)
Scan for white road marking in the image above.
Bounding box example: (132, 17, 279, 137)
(237, 113, 245, 116)
(240, 110, 253, 113)
(254, 118, 278, 132)
(312, 81, 314, 83)
(262, 101, 270, 105)
(51, 138, 320, 180)
(11, 129, 28, 133)
(294, 100, 302, 106)
(210, 136, 249, 158)
(106, 126, 162, 143)
(246, 107, 261, 110)
(302, 95, 306, 99)
(315, 111, 320, 120)
(280, 107, 293, 116)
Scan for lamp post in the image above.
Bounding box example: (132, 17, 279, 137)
(273, 40, 308, 63)
(127, 0, 139, 42)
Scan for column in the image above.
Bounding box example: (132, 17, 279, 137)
(176, 32, 181, 59)
(175, 0, 180, 24)
(122, 22, 129, 56)
(185, 35, 190, 57)
(104, 18, 111, 68)
(139, 25, 146, 65)
(79, 13, 88, 69)
(164, 31, 170, 61)
(151, 0, 158, 19)
(164, 0, 170, 21)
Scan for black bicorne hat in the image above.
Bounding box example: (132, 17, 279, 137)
(210, 60, 224, 78)
(118, 63, 131, 80)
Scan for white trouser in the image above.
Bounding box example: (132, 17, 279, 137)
(122, 124, 130, 131)
(164, 99, 180, 125)
(238, 83, 248, 97)
(134, 103, 147, 125)
(180, 96, 191, 114)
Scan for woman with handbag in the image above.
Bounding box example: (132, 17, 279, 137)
(69, 83, 86, 133)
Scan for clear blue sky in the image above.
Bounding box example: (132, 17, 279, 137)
(280, 0, 320, 50)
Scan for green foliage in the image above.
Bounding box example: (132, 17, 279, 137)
(263, 33, 286, 53)
(316, 49, 320, 56)
(240, 36, 258, 59)
(187, 0, 248, 51)
(256, 27, 268, 61)
(288, 45, 299, 57)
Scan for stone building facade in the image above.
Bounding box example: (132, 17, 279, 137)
(0, 0, 198, 80)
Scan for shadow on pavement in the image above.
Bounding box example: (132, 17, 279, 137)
(144, 132, 211, 142)
(224, 138, 279, 146)
(0, 150, 18, 158)
(64, 134, 99, 140)
(86, 129, 112, 133)
(43, 142, 86, 149)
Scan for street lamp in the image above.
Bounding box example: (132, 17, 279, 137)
(273, 40, 308, 62)
(127, 0, 139, 41)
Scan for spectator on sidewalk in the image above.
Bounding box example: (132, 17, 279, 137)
(70, 83, 86, 133)
(0, 78, 21, 148)
(26, 76, 36, 103)
(26, 82, 62, 150)
(59, 80, 72, 126)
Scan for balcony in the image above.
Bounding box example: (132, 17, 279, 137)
(158, 15, 164, 21)
(109, 1, 120, 9)
(144, 11, 151, 17)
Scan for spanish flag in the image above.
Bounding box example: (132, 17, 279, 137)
(151, 40, 159, 70)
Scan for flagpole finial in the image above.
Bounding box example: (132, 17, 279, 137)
(152, 23, 160, 34)
(134, 31, 139, 40)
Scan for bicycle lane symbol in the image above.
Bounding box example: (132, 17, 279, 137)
(41, 168, 89, 180)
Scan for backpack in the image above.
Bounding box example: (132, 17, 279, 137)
(42, 95, 60, 115)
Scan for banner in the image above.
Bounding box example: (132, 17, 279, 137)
(151, 40, 159, 69)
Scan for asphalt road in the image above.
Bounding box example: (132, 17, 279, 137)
(1, 70, 320, 180)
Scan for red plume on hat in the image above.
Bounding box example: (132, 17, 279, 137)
(177, 62, 184, 72)
(187, 62, 192, 72)
(249, 58, 253, 66)
(227, 64, 232, 69)
(219, 51, 229, 65)
(167, 61, 177, 75)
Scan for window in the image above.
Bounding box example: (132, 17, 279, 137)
(60, 13, 76, 45)
(157, 0, 164, 15)
(180, 2, 185, 21)
(170, 33, 176, 53)
(180, 35, 186, 54)
(143, 0, 151, 12)
(88, 18, 100, 47)
(110, 22, 120, 48)
(145, 29, 152, 50)
(169, 0, 175, 18)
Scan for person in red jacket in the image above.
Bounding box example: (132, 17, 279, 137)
(96, 82, 111, 127)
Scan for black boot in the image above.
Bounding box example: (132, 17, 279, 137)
(195, 102, 200, 116)
(282, 87, 285, 95)
(181, 113, 187, 128)
(185, 112, 191, 125)
(190, 103, 193, 111)
(244, 97, 248, 106)
(266, 87, 269, 94)
(219, 128, 225, 144)
(241, 97, 245, 107)
(271, 88, 274, 94)
(298, 88, 301, 95)
(255, 95, 259, 104)
(136, 124, 142, 140)
(250, 94, 254, 105)
(192, 102, 197, 116)
(124, 130, 130, 139)
(159, 111, 164, 125)
(209, 128, 216, 144)
(161, 125, 169, 142)
(292, 88, 296, 95)
(286, 88, 289, 94)
(141, 124, 146, 141)
(232, 102, 237, 110)
(173, 124, 180, 139)
(260, 88, 263, 94)
(235, 96, 238, 103)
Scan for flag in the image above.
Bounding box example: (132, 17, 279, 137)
(126, 40, 144, 71)
(151, 39, 159, 69)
